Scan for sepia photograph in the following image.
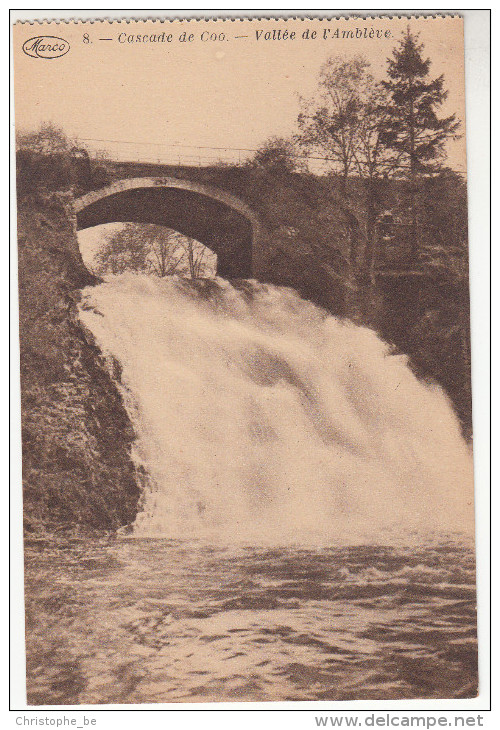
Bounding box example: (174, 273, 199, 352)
(12, 13, 480, 706)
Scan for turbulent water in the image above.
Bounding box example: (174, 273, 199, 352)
(78, 273, 474, 546)
(24, 537, 477, 704)
(24, 273, 477, 704)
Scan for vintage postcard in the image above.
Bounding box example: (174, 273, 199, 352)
(13, 14, 477, 705)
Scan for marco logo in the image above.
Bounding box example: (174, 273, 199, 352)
(22, 36, 70, 59)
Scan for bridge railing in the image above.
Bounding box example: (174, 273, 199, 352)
(81, 138, 256, 168)
(80, 137, 468, 178)
(79, 138, 335, 174)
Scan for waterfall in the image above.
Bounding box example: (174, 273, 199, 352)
(79, 272, 474, 545)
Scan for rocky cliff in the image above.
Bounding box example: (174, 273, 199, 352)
(18, 193, 141, 532)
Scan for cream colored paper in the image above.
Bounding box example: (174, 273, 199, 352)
(14, 15, 476, 705)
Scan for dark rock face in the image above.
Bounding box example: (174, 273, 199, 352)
(18, 194, 141, 532)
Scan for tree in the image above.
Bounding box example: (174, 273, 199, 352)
(418, 169, 468, 249)
(184, 236, 211, 278)
(407, 229, 471, 434)
(250, 137, 301, 175)
(379, 28, 461, 252)
(92, 223, 215, 279)
(297, 56, 400, 278)
(381, 28, 460, 176)
(16, 122, 72, 155)
(350, 85, 403, 279)
(16, 122, 110, 196)
(297, 56, 372, 189)
(16, 123, 74, 195)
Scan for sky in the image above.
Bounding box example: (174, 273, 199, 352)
(14, 16, 467, 171)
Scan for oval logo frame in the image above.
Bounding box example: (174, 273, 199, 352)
(22, 36, 70, 60)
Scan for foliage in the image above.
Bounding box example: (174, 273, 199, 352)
(92, 223, 216, 279)
(351, 85, 402, 182)
(16, 122, 72, 155)
(249, 137, 303, 175)
(16, 122, 110, 197)
(294, 38, 469, 430)
(297, 56, 377, 184)
(296, 56, 402, 275)
(407, 168, 470, 433)
(418, 170, 468, 249)
(379, 28, 461, 177)
(407, 294, 471, 437)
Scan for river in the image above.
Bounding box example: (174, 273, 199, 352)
(25, 537, 476, 704)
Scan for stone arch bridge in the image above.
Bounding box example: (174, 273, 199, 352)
(74, 175, 262, 280)
(73, 162, 427, 324)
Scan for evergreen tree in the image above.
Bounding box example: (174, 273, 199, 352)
(380, 28, 460, 255)
(380, 28, 460, 178)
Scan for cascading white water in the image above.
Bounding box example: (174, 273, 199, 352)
(79, 272, 474, 545)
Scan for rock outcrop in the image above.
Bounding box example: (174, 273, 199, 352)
(18, 193, 141, 532)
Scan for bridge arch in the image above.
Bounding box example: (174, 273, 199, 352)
(74, 177, 261, 278)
